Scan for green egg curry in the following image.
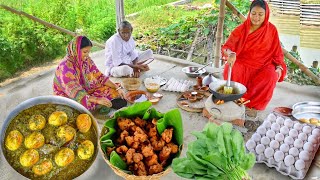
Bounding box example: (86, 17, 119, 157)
(3, 104, 98, 180)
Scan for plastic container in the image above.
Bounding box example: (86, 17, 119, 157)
(246, 113, 320, 179)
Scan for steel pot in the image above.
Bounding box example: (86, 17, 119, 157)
(0, 95, 99, 179)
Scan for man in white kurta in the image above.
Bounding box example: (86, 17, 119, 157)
(105, 21, 153, 77)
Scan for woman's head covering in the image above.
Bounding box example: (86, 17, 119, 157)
(222, 0, 286, 81)
(66, 36, 84, 71)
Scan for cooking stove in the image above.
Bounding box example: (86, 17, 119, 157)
(204, 94, 245, 122)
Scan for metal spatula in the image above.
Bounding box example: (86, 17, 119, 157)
(224, 64, 233, 94)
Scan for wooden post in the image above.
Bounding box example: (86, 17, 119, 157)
(225, 0, 320, 85)
(115, 0, 125, 29)
(186, 28, 200, 61)
(0, 5, 105, 48)
(214, 0, 226, 68)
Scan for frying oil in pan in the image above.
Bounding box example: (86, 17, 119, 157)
(217, 85, 240, 94)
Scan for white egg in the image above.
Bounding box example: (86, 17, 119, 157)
(289, 129, 298, 138)
(257, 126, 267, 135)
(274, 151, 285, 162)
(252, 133, 262, 142)
(256, 144, 265, 155)
(267, 113, 277, 122)
(299, 151, 310, 161)
(312, 128, 320, 136)
(289, 147, 299, 157)
(271, 123, 280, 132)
(303, 142, 314, 152)
(284, 119, 294, 128)
(284, 136, 294, 145)
(294, 139, 304, 148)
(263, 121, 272, 129)
(275, 133, 284, 142)
(264, 147, 275, 158)
(284, 155, 295, 166)
(261, 137, 271, 145)
(308, 134, 318, 144)
(266, 130, 276, 139)
(280, 126, 289, 135)
(276, 117, 285, 125)
(294, 123, 303, 131)
(280, 144, 290, 153)
(270, 140, 280, 149)
(295, 159, 306, 171)
(246, 140, 256, 150)
(303, 126, 312, 134)
(298, 133, 307, 141)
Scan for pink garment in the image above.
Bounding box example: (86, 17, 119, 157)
(53, 36, 119, 110)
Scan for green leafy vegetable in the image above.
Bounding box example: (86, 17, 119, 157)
(172, 122, 255, 180)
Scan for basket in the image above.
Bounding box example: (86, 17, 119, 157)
(101, 153, 171, 180)
(122, 78, 141, 91)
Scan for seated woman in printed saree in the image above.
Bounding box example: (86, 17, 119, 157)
(53, 36, 125, 111)
(222, 0, 287, 116)
(104, 20, 153, 78)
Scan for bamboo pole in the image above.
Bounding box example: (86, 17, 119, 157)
(0, 5, 105, 49)
(225, 0, 320, 85)
(214, 0, 226, 68)
(186, 28, 201, 61)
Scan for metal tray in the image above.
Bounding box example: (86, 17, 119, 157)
(292, 101, 320, 110)
(292, 106, 320, 120)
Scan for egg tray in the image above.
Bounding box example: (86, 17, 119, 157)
(246, 113, 320, 179)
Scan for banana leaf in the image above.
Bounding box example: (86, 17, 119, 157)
(100, 101, 184, 170)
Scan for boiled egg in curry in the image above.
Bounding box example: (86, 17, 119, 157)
(76, 114, 92, 133)
(77, 140, 94, 160)
(55, 148, 75, 167)
(24, 132, 45, 149)
(28, 114, 46, 131)
(48, 111, 68, 126)
(5, 130, 23, 151)
(56, 125, 76, 143)
(20, 149, 40, 167)
(32, 160, 53, 176)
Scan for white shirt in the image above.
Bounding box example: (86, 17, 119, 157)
(105, 33, 138, 75)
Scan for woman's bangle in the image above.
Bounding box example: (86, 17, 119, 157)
(228, 52, 236, 57)
(116, 86, 123, 91)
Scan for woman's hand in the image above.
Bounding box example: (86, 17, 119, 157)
(227, 52, 236, 67)
(117, 88, 125, 99)
(89, 97, 112, 107)
(275, 67, 282, 81)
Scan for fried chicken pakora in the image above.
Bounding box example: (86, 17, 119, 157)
(110, 116, 179, 176)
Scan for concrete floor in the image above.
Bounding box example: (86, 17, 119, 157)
(0, 50, 319, 180)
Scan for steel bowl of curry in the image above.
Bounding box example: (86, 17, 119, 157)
(0, 96, 99, 180)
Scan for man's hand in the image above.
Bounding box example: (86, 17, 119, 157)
(133, 68, 141, 78)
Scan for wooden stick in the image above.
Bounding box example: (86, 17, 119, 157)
(214, 0, 226, 68)
(0, 5, 105, 49)
(225, 0, 320, 85)
(226, 0, 246, 22)
(186, 28, 201, 61)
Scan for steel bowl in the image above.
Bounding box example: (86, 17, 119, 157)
(182, 66, 206, 78)
(292, 101, 320, 120)
(209, 80, 247, 102)
(0, 95, 99, 179)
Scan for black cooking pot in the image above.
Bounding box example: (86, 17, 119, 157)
(209, 80, 247, 102)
